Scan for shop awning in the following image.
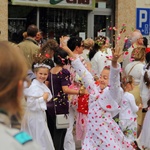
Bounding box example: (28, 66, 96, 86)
(11, 0, 95, 10)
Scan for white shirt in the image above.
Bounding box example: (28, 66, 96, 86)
(124, 61, 145, 85)
(91, 51, 111, 77)
(80, 49, 90, 62)
(122, 46, 134, 69)
(119, 92, 138, 119)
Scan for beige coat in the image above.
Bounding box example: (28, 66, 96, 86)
(18, 37, 40, 69)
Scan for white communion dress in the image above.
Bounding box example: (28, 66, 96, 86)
(21, 79, 55, 150)
(138, 109, 150, 149)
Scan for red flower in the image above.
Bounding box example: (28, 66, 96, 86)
(45, 53, 50, 58)
(125, 51, 129, 55)
(81, 119, 84, 124)
(106, 105, 111, 109)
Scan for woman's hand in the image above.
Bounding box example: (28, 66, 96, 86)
(138, 103, 143, 110)
(60, 36, 76, 60)
(112, 45, 122, 61)
(79, 86, 88, 95)
(60, 36, 71, 53)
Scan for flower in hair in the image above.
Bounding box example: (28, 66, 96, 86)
(45, 53, 50, 58)
(95, 39, 104, 47)
(95, 36, 106, 47)
(34, 63, 51, 69)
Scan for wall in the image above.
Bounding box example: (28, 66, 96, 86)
(1, 0, 147, 42)
(115, 0, 136, 47)
(115, 0, 136, 62)
(136, 0, 150, 8)
(0, 0, 8, 41)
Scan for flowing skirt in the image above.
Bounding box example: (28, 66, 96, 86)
(21, 109, 55, 150)
(138, 110, 150, 149)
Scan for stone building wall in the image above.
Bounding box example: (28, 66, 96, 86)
(0, 0, 8, 41)
(115, 0, 136, 62)
(115, 0, 136, 48)
(0, 0, 148, 42)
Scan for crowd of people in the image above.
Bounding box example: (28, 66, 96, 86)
(0, 24, 150, 150)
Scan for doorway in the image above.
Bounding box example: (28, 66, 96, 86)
(87, 8, 114, 41)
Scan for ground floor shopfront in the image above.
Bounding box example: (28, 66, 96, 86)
(0, 0, 150, 47)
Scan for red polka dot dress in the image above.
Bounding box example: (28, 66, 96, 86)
(72, 58, 133, 150)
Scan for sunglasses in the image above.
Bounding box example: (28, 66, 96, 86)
(80, 44, 84, 47)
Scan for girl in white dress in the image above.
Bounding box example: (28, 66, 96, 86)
(138, 60, 150, 149)
(138, 99, 150, 150)
(21, 63, 55, 150)
(119, 75, 142, 145)
(60, 37, 134, 150)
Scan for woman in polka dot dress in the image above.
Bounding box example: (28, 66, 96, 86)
(60, 36, 134, 150)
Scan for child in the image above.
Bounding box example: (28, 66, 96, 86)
(119, 75, 142, 145)
(21, 63, 55, 150)
(138, 99, 150, 150)
(60, 37, 133, 150)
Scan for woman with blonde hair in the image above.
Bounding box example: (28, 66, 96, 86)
(80, 38, 94, 62)
(0, 41, 40, 150)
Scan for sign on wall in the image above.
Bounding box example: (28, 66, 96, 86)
(11, 0, 95, 10)
(136, 8, 150, 35)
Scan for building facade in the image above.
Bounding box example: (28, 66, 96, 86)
(0, 0, 150, 47)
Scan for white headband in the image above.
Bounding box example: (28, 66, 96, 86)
(34, 63, 51, 69)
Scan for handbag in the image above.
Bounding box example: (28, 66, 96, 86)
(51, 73, 69, 129)
(56, 114, 69, 129)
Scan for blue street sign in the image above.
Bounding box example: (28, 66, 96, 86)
(136, 8, 150, 35)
